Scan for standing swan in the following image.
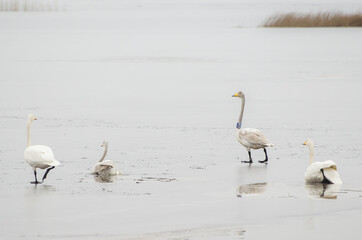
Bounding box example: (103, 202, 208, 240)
(24, 114, 60, 184)
(232, 91, 273, 163)
(303, 139, 342, 184)
(93, 141, 120, 176)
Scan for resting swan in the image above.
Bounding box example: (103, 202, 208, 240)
(232, 91, 273, 163)
(24, 114, 60, 184)
(93, 141, 120, 176)
(303, 139, 342, 184)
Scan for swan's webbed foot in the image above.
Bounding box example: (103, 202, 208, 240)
(30, 180, 42, 184)
(258, 159, 268, 164)
(30, 170, 41, 184)
(241, 150, 253, 164)
(241, 160, 253, 164)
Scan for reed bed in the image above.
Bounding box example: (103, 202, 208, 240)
(0, 0, 60, 11)
(262, 12, 362, 27)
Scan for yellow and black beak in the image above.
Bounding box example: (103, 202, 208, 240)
(232, 93, 238, 97)
(303, 141, 307, 145)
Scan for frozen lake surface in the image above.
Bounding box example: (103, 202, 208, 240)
(1, 0, 362, 239)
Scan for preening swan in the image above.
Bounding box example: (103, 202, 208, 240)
(303, 139, 342, 184)
(232, 91, 273, 163)
(24, 114, 60, 184)
(93, 141, 120, 176)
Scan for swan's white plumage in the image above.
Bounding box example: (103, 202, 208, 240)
(303, 139, 342, 184)
(323, 166, 343, 184)
(25, 145, 60, 170)
(236, 128, 273, 150)
(304, 160, 342, 184)
(93, 160, 117, 176)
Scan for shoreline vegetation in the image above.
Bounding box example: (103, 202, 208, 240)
(262, 12, 362, 27)
(0, 0, 61, 11)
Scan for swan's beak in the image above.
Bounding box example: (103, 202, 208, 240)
(232, 93, 238, 97)
(303, 141, 307, 145)
(34, 117, 37, 120)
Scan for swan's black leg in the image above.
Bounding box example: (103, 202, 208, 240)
(241, 150, 253, 164)
(30, 170, 41, 184)
(42, 166, 55, 182)
(259, 148, 269, 163)
(320, 169, 332, 184)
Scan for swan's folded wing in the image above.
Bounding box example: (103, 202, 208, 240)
(38, 146, 60, 166)
(305, 164, 324, 183)
(96, 163, 117, 175)
(40, 152, 60, 166)
(100, 160, 115, 166)
(241, 129, 272, 146)
(317, 160, 337, 170)
(323, 167, 342, 184)
(99, 164, 113, 171)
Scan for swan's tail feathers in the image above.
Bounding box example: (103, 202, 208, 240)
(323, 167, 343, 184)
(51, 159, 60, 166)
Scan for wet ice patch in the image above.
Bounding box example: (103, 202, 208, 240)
(236, 182, 362, 200)
(135, 176, 176, 183)
(122, 226, 245, 240)
(190, 165, 207, 170)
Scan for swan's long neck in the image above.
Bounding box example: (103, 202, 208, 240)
(237, 96, 245, 129)
(308, 143, 314, 165)
(99, 144, 108, 162)
(26, 119, 32, 147)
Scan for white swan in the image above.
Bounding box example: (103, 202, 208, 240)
(24, 114, 60, 184)
(303, 139, 342, 184)
(93, 141, 120, 176)
(232, 91, 273, 163)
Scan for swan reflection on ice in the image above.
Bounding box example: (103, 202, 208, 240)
(236, 182, 267, 197)
(236, 182, 342, 199)
(93, 174, 117, 183)
(305, 183, 341, 199)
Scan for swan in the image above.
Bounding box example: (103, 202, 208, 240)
(93, 141, 120, 176)
(303, 139, 342, 184)
(24, 114, 60, 184)
(232, 91, 273, 163)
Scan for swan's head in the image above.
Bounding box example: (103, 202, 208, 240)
(303, 139, 314, 146)
(27, 114, 37, 122)
(232, 91, 245, 98)
(101, 141, 108, 148)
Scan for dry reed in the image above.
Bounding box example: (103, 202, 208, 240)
(262, 12, 362, 27)
(0, 0, 60, 12)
